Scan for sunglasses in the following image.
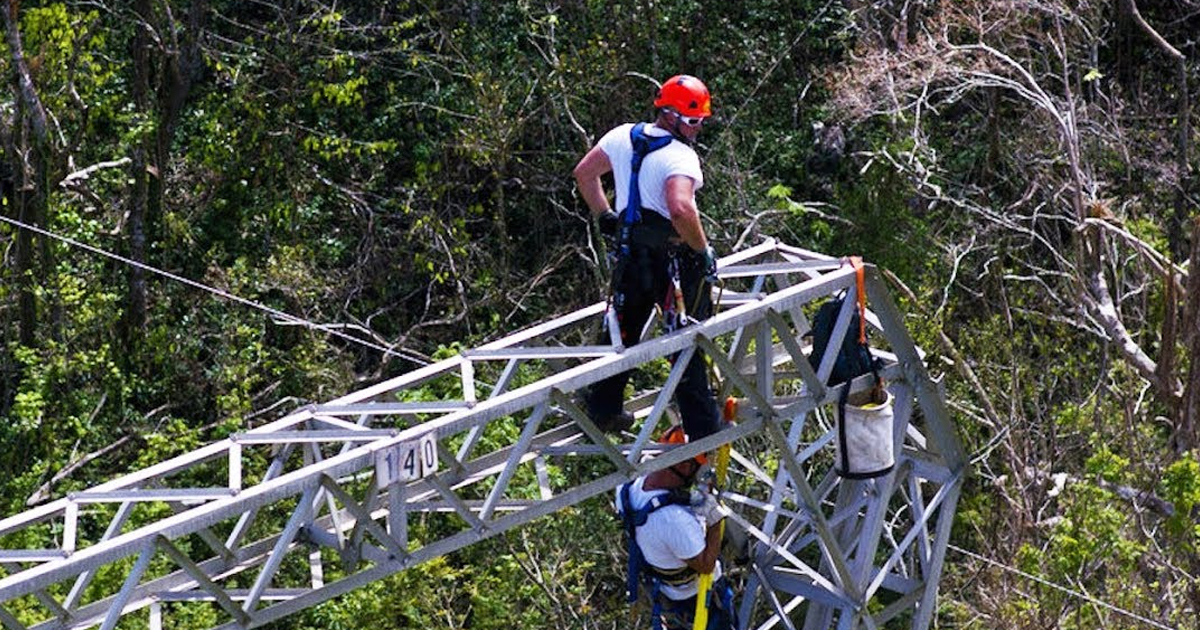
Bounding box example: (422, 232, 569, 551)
(669, 109, 705, 127)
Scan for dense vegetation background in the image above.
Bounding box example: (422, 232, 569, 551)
(2, 0, 1199, 628)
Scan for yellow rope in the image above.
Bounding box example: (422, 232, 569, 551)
(692, 398, 734, 629)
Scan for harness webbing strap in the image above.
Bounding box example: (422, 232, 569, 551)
(625, 122, 674, 224)
(836, 256, 886, 480)
(850, 256, 866, 343)
(618, 482, 695, 603)
(611, 123, 674, 312)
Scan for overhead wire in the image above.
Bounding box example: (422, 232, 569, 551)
(948, 544, 1178, 630)
(0, 214, 431, 366)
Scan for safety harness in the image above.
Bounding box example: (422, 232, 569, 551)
(618, 483, 697, 598)
(618, 482, 702, 629)
(619, 481, 740, 630)
(611, 123, 674, 312)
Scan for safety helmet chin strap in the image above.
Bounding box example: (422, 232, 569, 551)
(659, 109, 694, 145)
(666, 462, 697, 486)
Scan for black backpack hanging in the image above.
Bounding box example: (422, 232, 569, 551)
(807, 295, 879, 387)
(806, 258, 892, 478)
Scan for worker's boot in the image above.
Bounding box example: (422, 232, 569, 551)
(592, 410, 635, 434)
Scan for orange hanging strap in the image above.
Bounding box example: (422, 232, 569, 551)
(850, 256, 866, 344)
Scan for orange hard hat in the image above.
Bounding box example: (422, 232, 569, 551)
(658, 425, 708, 465)
(654, 75, 712, 119)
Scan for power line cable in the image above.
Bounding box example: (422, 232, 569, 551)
(0, 214, 431, 366)
(948, 544, 1178, 630)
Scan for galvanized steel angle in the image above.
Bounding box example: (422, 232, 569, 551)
(348, 479, 384, 553)
(841, 480, 898, 586)
(713, 317, 757, 403)
(316, 476, 406, 561)
(696, 335, 775, 421)
(760, 406, 814, 539)
(765, 309, 825, 398)
(98, 540, 156, 630)
(909, 482, 961, 630)
(857, 606, 883, 630)
(822, 492, 874, 537)
(862, 272, 966, 470)
(761, 418, 863, 603)
(724, 508, 845, 603)
(871, 587, 926, 627)
(154, 535, 249, 627)
(63, 501, 135, 611)
(385, 482, 408, 555)
(719, 491, 805, 529)
(325, 354, 465, 408)
(862, 476, 959, 600)
(793, 421, 835, 467)
(224, 443, 296, 553)
(422, 474, 486, 533)
(304, 445, 346, 551)
(242, 485, 317, 614)
(164, 501, 236, 564)
(548, 390, 632, 475)
(479, 402, 549, 521)
(747, 562, 799, 630)
(8, 580, 67, 624)
(304, 415, 373, 433)
(625, 344, 698, 464)
(728, 446, 775, 487)
(899, 472, 931, 563)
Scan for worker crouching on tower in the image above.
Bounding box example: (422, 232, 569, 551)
(573, 74, 723, 441)
(616, 426, 738, 630)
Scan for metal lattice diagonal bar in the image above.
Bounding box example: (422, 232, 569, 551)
(0, 240, 966, 630)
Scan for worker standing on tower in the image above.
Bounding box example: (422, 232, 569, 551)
(573, 74, 723, 440)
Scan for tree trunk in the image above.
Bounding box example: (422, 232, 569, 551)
(1173, 56, 1190, 257)
(1120, 0, 1190, 259)
(1178, 216, 1200, 453)
(122, 0, 205, 349)
(1113, 0, 1135, 91)
(3, 0, 53, 349)
(123, 0, 152, 344)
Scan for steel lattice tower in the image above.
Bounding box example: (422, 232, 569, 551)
(0, 240, 966, 630)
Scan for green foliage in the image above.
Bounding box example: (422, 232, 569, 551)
(3, 1, 1199, 628)
(1051, 484, 1141, 578)
(1083, 442, 1130, 484)
(285, 502, 624, 630)
(1160, 454, 1200, 541)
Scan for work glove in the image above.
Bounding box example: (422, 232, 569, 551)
(597, 209, 621, 237)
(700, 245, 719, 283)
(597, 210, 621, 254)
(691, 488, 725, 526)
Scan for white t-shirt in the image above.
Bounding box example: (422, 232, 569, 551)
(616, 477, 723, 600)
(596, 123, 703, 222)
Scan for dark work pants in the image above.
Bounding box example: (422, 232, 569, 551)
(586, 238, 721, 440)
(655, 576, 738, 630)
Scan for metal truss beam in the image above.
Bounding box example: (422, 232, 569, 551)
(0, 239, 966, 630)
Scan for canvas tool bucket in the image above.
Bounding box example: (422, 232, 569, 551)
(835, 387, 895, 478)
